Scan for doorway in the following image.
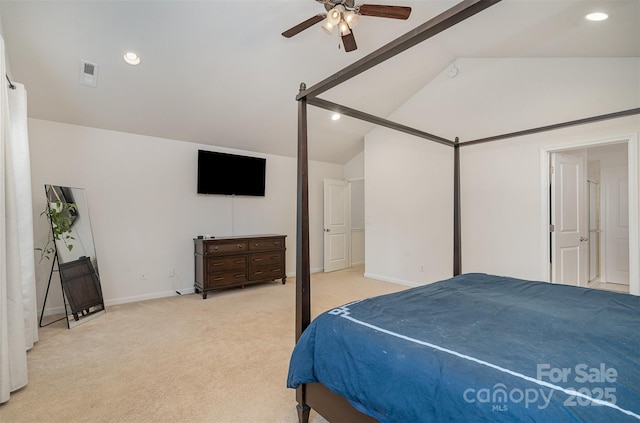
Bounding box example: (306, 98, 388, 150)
(323, 178, 366, 273)
(323, 179, 350, 272)
(550, 150, 587, 286)
(544, 137, 638, 295)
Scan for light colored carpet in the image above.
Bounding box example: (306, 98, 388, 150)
(0, 265, 405, 423)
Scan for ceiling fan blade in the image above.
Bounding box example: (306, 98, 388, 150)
(282, 14, 326, 38)
(357, 5, 411, 20)
(341, 29, 357, 52)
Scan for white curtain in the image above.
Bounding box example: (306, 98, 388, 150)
(0, 35, 38, 404)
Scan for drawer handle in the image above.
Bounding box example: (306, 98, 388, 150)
(254, 258, 262, 262)
(213, 262, 223, 266)
(254, 271, 263, 275)
(234, 274, 244, 278)
(274, 242, 279, 246)
(213, 277, 223, 281)
(271, 256, 279, 260)
(255, 243, 259, 247)
(214, 246, 219, 250)
(237, 244, 243, 248)
(235, 260, 244, 264)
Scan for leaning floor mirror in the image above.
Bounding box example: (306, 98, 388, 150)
(39, 185, 105, 328)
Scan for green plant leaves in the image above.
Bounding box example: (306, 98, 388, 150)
(37, 201, 77, 261)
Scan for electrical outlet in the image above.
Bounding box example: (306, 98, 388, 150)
(168, 268, 175, 278)
(420, 264, 425, 272)
(139, 272, 147, 281)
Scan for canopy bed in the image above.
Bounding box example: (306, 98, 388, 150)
(288, 0, 640, 421)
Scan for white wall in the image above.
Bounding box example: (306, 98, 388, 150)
(365, 57, 640, 287)
(29, 119, 343, 313)
(588, 143, 628, 169)
(365, 128, 454, 285)
(344, 151, 364, 180)
(461, 122, 637, 281)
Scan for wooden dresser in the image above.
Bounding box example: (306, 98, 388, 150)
(193, 234, 286, 299)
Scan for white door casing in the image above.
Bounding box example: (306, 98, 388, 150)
(602, 167, 630, 285)
(541, 135, 639, 296)
(323, 179, 350, 272)
(551, 151, 587, 286)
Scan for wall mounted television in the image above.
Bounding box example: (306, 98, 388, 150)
(197, 150, 266, 196)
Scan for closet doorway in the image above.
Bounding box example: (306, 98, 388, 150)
(547, 139, 636, 294)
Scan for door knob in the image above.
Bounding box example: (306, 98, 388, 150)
(580, 236, 589, 242)
(324, 228, 330, 232)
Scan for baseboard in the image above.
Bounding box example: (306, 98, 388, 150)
(363, 272, 421, 287)
(105, 288, 196, 307)
(42, 270, 319, 313)
(106, 270, 315, 306)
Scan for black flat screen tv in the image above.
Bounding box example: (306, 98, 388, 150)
(197, 150, 266, 196)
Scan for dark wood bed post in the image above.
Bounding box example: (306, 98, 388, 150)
(453, 137, 461, 276)
(295, 82, 311, 423)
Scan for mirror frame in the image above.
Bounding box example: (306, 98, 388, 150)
(39, 185, 105, 328)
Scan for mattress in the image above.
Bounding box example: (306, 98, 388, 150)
(287, 273, 640, 422)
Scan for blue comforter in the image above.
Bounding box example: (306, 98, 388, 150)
(287, 273, 640, 422)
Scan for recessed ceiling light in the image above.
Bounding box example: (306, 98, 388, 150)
(585, 12, 608, 21)
(123, 51, 141, 65)
(331, 113, 341, 121)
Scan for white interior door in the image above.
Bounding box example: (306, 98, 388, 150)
(551, 152, 587, 286)
(323, 179, 350, 272)
(602, 167, 630, 285)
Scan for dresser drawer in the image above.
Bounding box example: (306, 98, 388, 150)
(206, 255, 247, 272)
(248, 266, 284, 281)
(206, 270, 247, 288)
(249, 252, 283, 268)
(205, 241, 248, 255)
(248, 237, 284, 251)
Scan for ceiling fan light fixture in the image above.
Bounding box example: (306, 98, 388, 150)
(344, 11, 359, 28)
(281, 1, 412, 53)
(322, 19, 335, 35)
(339, 20, 351, 36)
(327, 5, 345, 25)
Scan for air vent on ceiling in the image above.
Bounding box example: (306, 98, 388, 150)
(80, 59, 98, 87)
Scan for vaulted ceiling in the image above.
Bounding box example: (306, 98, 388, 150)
(2, 1, 638, 164)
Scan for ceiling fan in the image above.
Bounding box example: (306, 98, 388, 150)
(282, 0, 412, 52)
